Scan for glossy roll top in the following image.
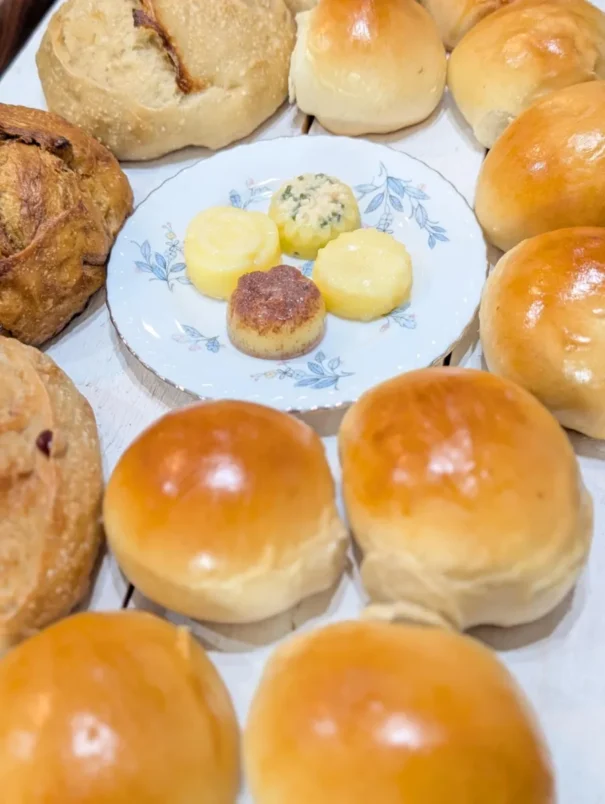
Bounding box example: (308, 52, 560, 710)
(245, 621, 555, 803)
(475, 81, 605, 252)
(419, 0, 510, 49)
(481, 227, 605, 439)
(104, 401, 347, 623)
(0, 612, 239, 803)
(338, 367, 592, 630)
(449, 0, 605, 148)
(289, 0, 446, 136)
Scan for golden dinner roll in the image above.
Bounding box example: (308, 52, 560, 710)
(449, 0, 605, 148)
(36, 0, 295, 160)
(0, 612, 239, 803)
(481, 227, 605, 439)
(475, 81, 605, 252)
(104, 401, 347, 623)
(0, 337, 103, 651)
(245, 621, 555, 803)
(289, 0, 446, 135)
(339, 367, 592, 630)
(419, 0, 511, 49)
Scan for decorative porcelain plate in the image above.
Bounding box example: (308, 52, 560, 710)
(107, 136, 487, 412)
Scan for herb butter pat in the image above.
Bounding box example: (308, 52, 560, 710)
(269, 173, 361, 259)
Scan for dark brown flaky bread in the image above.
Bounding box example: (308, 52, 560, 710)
(36, 0, 296, 160)
(0, 104, 132, 346)
(0, 337, 103, 650)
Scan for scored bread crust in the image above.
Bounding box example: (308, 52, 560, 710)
(0, 338, 103, 650)
(36, 0, 296, 160)
(0, 103, 132, 346)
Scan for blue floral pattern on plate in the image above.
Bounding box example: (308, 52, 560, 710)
(354, 162, 449, 249)
(251, 351, 354, 390)
(133, 224, 192, 291)
(173, 325, 222, 353)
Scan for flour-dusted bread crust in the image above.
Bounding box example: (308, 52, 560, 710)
(36, 0, 296, 161)
(0, 103, 132, 346)
(0, 338, 103, 650)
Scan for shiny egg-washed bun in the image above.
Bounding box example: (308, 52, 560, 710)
(289, 0, 446, 135)
(0, 611, 239, 803)
(245, 621, 555, 803)
(475, 81, 605, 252)
(104, 401, 347, 623)
(481, 227, 605, 439)
(339, 367, 592, 631)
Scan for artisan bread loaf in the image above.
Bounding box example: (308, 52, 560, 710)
(0, 103, 132, 346)
(36, 0, 295, 161)
(449, 0, 605, 147)
(289, 0, 446, 135)
(0, 338, 103, 651)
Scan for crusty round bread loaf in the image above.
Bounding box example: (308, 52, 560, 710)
(0, 103, 132, 346)
(481, 227, 605, 439)
(475, 81, 605, 252)
(245, 621, 555, 803)
(36, 0, 295, 161)
(0, 611, 239, 802)
(0, 337, 103, 652)
(338, 367, 592, 631)
(289, 0, 446, 135)
(104, 401, 347, 623)
(419, 0, 512, 49)
(449, 0, 605, 148)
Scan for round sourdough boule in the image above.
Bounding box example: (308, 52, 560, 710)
(481, 227, 605, 439)
(227, 265, 326, 359)
(0, 611, 239, 803)
(475, 81, 605, 252)
(104, 401, 347, 623)
(0, 337, 103, 652)
(245, 621, 555, 803)
(36, 0, 295, 161)
(289, 0, 446, 135)
(448, 0, 605, 148)
(0, 103, 132, 346)
(338, 367, 593, 631)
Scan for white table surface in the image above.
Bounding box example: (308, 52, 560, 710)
(2, 4, 605, 802)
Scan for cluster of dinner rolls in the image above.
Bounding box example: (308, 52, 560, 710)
(0, 338, 103, 652)
(104, 401, 347, 624)
(289, 0, 446, 135)
(246, 621, 555, 803)
(339, 367, 593, 630)
(481, 227, 605, 439)
(37, 0, 295, 160)
(0, 103, 132, 345)
(0, 612, 239, 802)
(449, 0, 605, 148)
(475, 81, 605, 251)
